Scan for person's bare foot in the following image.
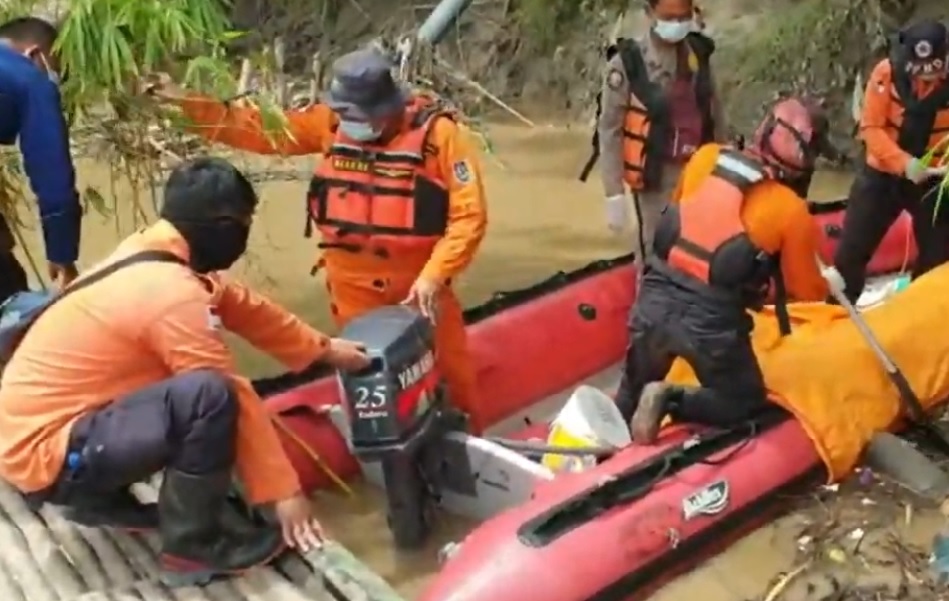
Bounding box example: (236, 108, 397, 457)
(630, 382, 673, 444)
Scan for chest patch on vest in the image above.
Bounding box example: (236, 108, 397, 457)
(375, 166, 413, 178)
(332, 157, 370, 173)
(607, 68, 624, 90)
(452, 160, 473, 183)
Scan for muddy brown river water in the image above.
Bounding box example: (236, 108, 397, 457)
(12, 124, 941, 600)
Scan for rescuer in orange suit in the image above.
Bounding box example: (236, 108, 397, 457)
(146, 49, 488, 431)
(833, 20, 949, 305)
(615, 98, 832, 443)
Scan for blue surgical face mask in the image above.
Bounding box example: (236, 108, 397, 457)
(653, 19, 694, 43)
(339, 120, 382, 142)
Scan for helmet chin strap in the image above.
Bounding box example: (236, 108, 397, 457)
(757, 116, 816, 179)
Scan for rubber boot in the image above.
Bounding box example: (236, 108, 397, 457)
(158, 469, 285, 587)
(630, 383, 687, 444)
(61, 488, 159, 531)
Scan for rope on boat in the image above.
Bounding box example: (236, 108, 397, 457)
(271, 416, 356, 497)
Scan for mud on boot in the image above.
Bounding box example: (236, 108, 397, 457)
(157, 468, 285, 588)
(630, 383, 686, 444)
(60, 488, 159, 531)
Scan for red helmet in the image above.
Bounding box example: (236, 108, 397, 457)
(747, 97, 823, 177)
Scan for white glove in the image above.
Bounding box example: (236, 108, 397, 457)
(905, 158, 947, 184)
(820, 265, 846, 296)
(605, 194, 629, 233)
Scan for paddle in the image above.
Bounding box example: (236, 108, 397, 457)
(818, 260, 949, 456)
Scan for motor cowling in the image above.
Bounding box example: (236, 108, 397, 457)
(336, 305, 446, 458)
(335, 305, 454, 550)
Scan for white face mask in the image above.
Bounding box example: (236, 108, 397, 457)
(339, 120, 382, 142)
(653, 20, 694, 43)
(27, 50, 60, 86)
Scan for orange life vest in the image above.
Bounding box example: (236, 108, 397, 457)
(869, 57, 949, 169)
(616, 34, 715, 191)
(306, 98, 451, 256)
(667, 149, 768, 285)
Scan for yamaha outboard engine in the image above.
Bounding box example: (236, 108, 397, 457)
(336, 305, 454, 549)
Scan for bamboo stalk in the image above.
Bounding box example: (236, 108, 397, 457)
(237, 57, 255, 99)
(307, 52, 323, 108)
(273, 37, 288, 108)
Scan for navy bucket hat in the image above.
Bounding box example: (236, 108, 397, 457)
(323, 48, 411, 120)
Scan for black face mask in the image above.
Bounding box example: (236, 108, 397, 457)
(172, 219, 250, 273)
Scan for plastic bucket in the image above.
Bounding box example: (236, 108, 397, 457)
(541, 385, 631, 473)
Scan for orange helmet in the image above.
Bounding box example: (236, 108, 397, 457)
(747, 97, 823, 178)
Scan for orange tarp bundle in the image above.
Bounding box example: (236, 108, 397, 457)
(665, 264, 949, 482)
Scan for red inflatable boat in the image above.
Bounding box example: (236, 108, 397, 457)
(252, 199, 916, 600)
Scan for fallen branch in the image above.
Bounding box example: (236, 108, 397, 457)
(434, 56, 536, 127)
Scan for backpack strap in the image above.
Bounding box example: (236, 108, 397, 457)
(56, 250, 187, 303)
(0, 250, 187, 363)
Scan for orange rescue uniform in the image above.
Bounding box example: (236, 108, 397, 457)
(860, 58, 949, 175)
(0, 221, 329, 503)
(672, 143, 829, 302)
(176, 95, 487, 430)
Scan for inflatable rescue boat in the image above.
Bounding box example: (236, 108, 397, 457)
(252, 199, 917, 601)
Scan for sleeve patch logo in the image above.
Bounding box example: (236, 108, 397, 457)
(453, 160, 472, 183)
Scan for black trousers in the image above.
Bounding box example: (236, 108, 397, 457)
(28, 370, 238, 508)
(0, 251, 28, 306)
(833, 166, 949, 304)
(615, 273, 771, 428)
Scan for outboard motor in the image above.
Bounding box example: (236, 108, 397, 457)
(336, 305, 456, 549)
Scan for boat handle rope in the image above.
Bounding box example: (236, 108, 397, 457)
(271, 415, 356, 498)
(695, 418, 761, 466)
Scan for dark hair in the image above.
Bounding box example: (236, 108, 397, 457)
(161, 157, 258, 220)
(0, 17, 58, 50)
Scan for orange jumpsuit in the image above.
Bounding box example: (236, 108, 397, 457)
(176, 96, 488, 431)
(0, 221, 328, 503)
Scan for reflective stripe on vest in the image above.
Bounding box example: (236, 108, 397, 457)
(307, 100, 450, 254)
(667, 150, 766, 283)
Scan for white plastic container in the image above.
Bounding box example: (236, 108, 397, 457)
(541, 385, 631, 473)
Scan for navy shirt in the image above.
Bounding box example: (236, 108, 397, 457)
(0, 45, 80, 265)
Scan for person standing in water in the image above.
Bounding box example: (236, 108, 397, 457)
(144, 49, 489, 432)
(833, 20, 949, 304)
(596, 0, 726, 266)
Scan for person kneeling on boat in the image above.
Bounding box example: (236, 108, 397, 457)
(0, 158, 369, 587)
(616, 98, 831, 443)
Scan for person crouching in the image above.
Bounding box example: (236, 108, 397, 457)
(0, 158, 368, 586)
